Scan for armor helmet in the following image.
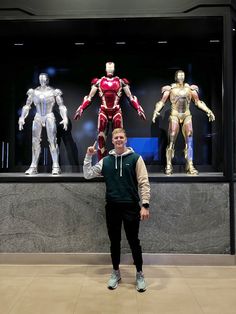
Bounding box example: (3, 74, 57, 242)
(39, 73, 49, 87)
(175, 70, 185, 83)
(105, 62, 115, 77)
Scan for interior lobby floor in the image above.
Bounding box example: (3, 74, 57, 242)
(0, 265, 236, 314)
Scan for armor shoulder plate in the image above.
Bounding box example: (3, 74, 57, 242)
(54, 88, 63, 97)
(190, 84, 199, 92)
(121, 78, 130, 86)
(91, 78, 99, 85)
(27, 88, 34, 96)
(162, 85, 171, 93)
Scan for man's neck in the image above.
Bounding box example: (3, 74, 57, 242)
(115, 147, 127, 155)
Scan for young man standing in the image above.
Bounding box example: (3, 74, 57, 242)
(83, 128, 150, 292)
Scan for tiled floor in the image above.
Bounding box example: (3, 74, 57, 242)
(0, 265, 236, 314)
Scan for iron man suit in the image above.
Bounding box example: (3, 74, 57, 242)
(18, 73, 68, 175)
(74, 62, 146, 160)
(152, 70, 215, 175)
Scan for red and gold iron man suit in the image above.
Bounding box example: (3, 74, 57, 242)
(152, 70, 215, 175)
(74, 62, 146, 160)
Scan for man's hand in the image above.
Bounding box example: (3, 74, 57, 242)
(74, 106, 83, 120)
(86, 141, 97, 156)
(140, 207, 150, 220)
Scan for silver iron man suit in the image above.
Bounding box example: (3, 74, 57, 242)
(18, 73, 68, 175)
(74, 62, 146, 160)
(152, 70, 215, 175)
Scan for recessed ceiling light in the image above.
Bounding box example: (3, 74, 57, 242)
(74, 42, 85, 45)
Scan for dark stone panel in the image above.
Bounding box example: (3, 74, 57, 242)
(141, 183, 230, 253)
(0, 183, 107, 252)
(0, 182, 230, 253)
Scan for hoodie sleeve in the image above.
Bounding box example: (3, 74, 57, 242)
(136, 156, 150, 204)
(83, 154, 103, 179)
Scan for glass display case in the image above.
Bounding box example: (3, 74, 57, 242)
(0, 17, 223, 176)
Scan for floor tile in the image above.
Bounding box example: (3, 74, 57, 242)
(36, 265, 88, 277)
(0, 277, 34, 314)
(0, 265, 40, 277)
(190, 288, 236, 314)
(9, 277, 83, 314)
(178, 266, 236, 279)
(0, 265, 234, 314)
(136, 290, 203, 314)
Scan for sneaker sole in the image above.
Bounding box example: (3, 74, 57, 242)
(107, 278, 121, 290)
(136, 287, 147, 292)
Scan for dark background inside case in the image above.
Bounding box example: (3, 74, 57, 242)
(0, 17, 222, 173)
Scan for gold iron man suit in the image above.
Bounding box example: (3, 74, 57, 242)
(152, 70, 215, 175)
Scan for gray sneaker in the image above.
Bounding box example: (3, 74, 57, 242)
(107, 269, 121, 290)
(136, 271, 146, 292)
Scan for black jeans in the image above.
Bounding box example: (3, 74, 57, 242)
(105, 202, 143, 272)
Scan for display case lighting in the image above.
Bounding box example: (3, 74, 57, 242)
(74, 42, 85, 45)
(209, 39, 220, 43)
(116, 41, 126, 45)
(14, 43, 24, 46)
(157, 41, 168, 44)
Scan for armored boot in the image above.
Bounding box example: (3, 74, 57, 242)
(52, 166, 61, 175)
(165, 146, 174, 175)
(25, 167, 38, 175)
(185, 160, 198, 175)
(184, 137, 198, 175)
(49, 143, 61, 175)
(184, 147, 198, 175)
(25, 138, 41, 175)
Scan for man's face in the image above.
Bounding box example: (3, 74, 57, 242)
(112, 132, 127, 149)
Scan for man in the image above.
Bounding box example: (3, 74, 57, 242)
(18, 73, 68, 175)
(152, 70, 215, 175)
(83, 128, 150, 292)
(74, 62, 146, 160)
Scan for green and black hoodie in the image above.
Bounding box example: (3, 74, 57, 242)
(83, 147, 150, 204)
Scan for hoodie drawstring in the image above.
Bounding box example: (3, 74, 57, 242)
(120, 155, 123, 177)
(110, 147, 134, 177)
(114, 155, 123, 176)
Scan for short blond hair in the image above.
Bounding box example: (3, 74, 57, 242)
(112, 128, 127, 138)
